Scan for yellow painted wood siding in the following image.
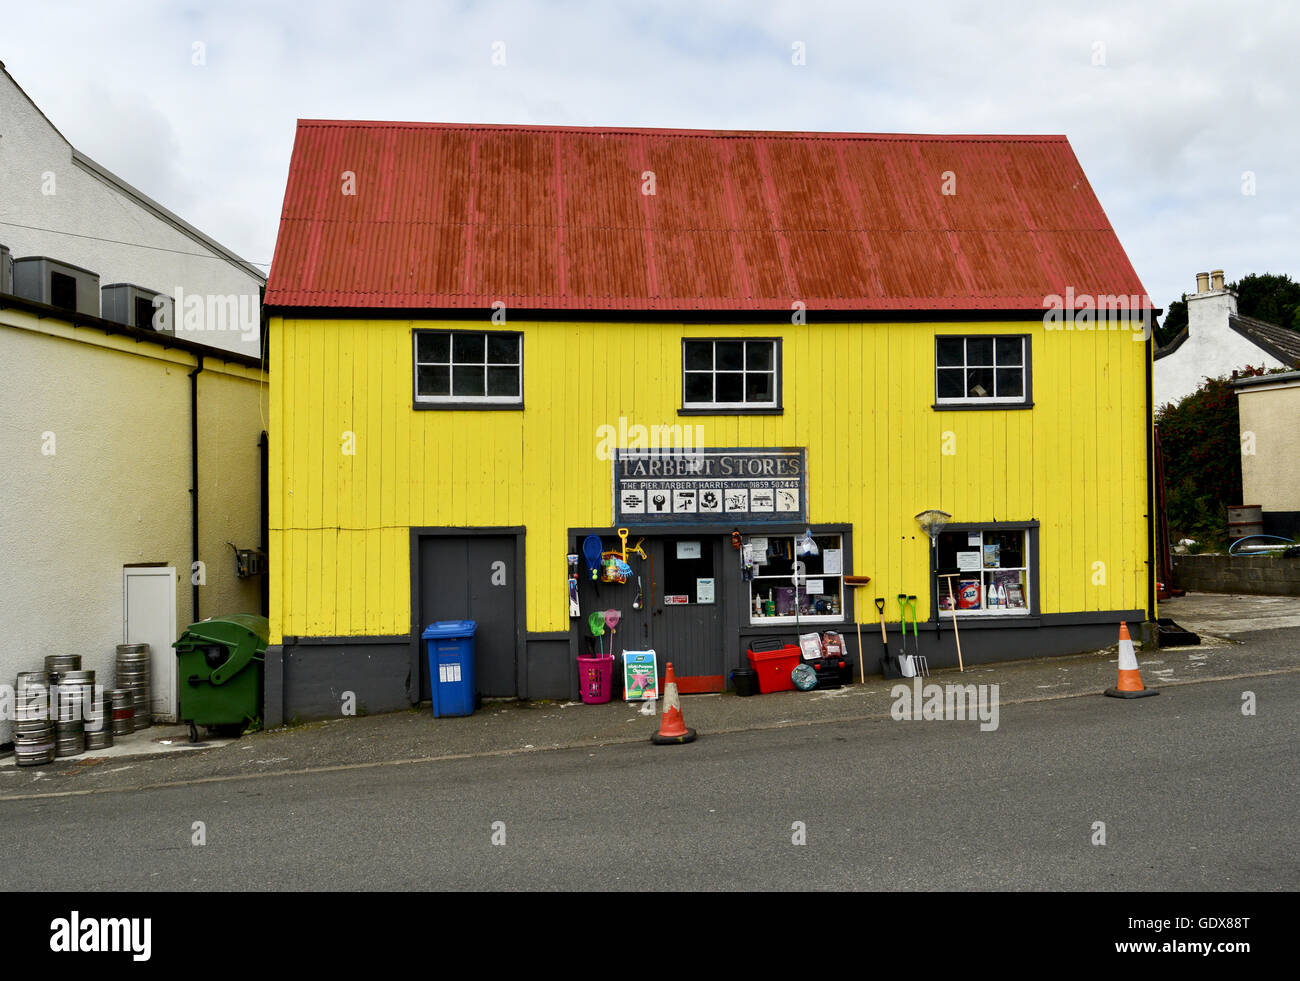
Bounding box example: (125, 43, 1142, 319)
(268, 317, 1150, 643)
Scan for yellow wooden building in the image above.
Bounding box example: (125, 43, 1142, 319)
(263, 122, 1155, 721)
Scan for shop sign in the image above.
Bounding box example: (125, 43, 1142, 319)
(614, 447, 807, 525)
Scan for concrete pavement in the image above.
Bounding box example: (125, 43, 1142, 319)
(2, 591, 1297, 801)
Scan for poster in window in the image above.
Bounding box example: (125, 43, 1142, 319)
(696, 578, 715, 604)
(823, 548, 842, 575)
(956, 550, 981, 571)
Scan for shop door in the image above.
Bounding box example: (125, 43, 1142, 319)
(417, 535, 518, 700)
(571, 535, 725, 692)
(651, 536, 725, 692)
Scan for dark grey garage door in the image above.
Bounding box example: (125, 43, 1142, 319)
(417, 534, 518, 700)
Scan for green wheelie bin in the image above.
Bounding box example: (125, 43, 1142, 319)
(173, 614, 269, 742)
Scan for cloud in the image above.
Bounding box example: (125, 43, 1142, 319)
(2, 0, 1296, 304)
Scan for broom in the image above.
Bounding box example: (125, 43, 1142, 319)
(844, 575, 871, 683)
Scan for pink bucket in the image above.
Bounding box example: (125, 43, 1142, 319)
(577, 655, 614, 704)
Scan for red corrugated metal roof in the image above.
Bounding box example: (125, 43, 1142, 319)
(266, 121, 1150, 312)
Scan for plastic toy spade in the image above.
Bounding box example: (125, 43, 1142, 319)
(617, 528, 647, 561)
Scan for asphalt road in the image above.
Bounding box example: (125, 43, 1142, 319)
(3, 672, 1296, 891)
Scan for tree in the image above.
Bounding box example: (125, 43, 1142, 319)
(1231, 272, 1300, 329)
(1156, 294, 1188, 349)
(1156, 372, 1249, 549)
(1157, 365, 1283, 548)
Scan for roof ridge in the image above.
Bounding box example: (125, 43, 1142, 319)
(1231, 311, 1289, 331)
(292, 119, 1070, 142)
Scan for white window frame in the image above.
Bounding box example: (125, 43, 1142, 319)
(682, 338, 780, 411)
(939, 528, 1032, 618)
(935, 335, 1029, 406)
(414, 329, 522, 405)
(748, 533, 845, 626)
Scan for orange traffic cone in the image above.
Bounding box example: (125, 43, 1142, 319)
(1104, 621, 1159, 698)
(651, 663, 697, 744)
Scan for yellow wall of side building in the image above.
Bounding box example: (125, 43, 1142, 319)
(268, 316, 1151, 645)
(0, 307, 266, 722)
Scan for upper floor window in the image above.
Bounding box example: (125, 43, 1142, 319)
(414, 330, 522, 407)
(935, 335, 1030, 407)
(682, 338, 780, 412)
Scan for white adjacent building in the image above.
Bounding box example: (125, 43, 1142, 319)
(1154, 269, 1299, 409)
(1, 62, 268, 747)
(0, 61, 264, 356)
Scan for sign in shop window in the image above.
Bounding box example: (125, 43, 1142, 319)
(614, 447, 806, 525)
(937, 528, 1030, 614)
(662, 540, 714, 604)
(749, 534, 844, 624)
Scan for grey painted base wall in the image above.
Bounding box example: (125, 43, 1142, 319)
(525, 634, 572, 700)
(264, 637, 412, 727)
(1172, 553, 1300, 596)
(266, 612, 1149, 720)
(736, 612, 1144, 683)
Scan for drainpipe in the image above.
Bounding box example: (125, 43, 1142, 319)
(189, 355, 204, 623)
(1145, 328, 1157, 625)
(259, 430, 269, 617)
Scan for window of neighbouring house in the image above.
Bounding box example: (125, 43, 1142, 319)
(748, 534, 844, 624)
(682, 339, 780, 411)
(936, 527, 1032, 615)
(935, 335, 1029, 406)
(414, 330, 522, 406)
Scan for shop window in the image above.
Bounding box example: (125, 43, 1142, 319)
(748, 534, 844, 624)
(661, 540, 715, 605)
(936, 528, 1031, 615)
(414, 330, 522, 406)
(935, 335, 1030, 407)
(682, 338, 780, 411)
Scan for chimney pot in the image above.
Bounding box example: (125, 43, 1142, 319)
(1211, 269, 1225, 291)
(1196, 272, 1210, 293)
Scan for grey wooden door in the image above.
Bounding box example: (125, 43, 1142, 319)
(418, 535, 518, 700)
(572, 535, 725, 692)
(650, 536, 725, 690)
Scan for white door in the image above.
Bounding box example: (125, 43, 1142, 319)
(123, 567, 178, 723)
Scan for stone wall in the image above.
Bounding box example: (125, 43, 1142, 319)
(1172, 554, 1300, 596)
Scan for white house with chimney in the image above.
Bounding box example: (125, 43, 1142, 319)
(0, 61, 264, 356)
(1154, 269, 1300, 409)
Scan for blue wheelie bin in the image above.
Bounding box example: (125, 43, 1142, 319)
(422, 620, 477, 717)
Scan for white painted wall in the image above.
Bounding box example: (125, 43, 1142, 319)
(0, 68, 264, 357)
(0, 307, 265, 745)
(1154, 287, 1286, 409)
(1237, 378, 1300, 513)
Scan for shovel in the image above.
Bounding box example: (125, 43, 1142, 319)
(896, 594, 915, 677)
(874, 596, 898, 679)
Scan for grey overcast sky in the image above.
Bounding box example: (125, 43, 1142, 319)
(2, 0, 1296, 312)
